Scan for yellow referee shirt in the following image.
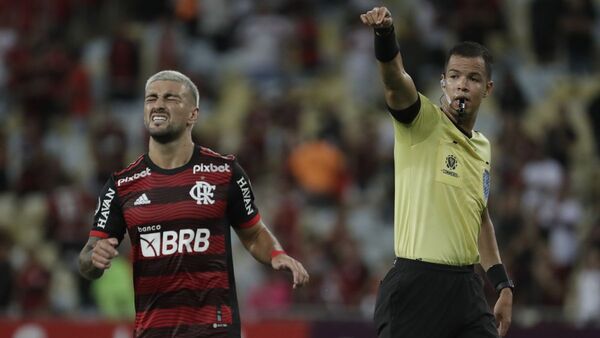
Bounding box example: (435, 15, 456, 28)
(393, 93, 491, 265)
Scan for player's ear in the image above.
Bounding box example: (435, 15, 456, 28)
(189, 107, 199, 126)
(440, 75, 446, 89)
(483, 80, 494, 98)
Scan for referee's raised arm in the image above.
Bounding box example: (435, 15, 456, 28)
(360, 7, 418, 121)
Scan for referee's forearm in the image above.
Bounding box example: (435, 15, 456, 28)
(478, 211, 502, 270)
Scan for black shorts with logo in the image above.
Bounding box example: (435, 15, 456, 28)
(374, 258, 498, 338)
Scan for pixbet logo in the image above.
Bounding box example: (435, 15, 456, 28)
(117, 168, 151, 186)
(193, 163, 231, 174)
(139, 228, 211, 257)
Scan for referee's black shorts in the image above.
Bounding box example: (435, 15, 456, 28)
(374, 258, 498, 338)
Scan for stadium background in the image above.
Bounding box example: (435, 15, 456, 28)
(0, 0, 598, 337)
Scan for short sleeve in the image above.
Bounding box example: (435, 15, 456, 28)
(394, 93, 441, 145)
(90, 176, 127, 242)
(226, 161, 261, 229)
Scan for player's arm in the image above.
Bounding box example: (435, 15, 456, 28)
(479, 207, 513, 337)
(79, 176, 126, 280)
(361, 7, 419, 122)
(235, 220, 283, 264)
(235, 221, 309, 289)
(228, 160, 308, 288)
(79, 237, 119, 280)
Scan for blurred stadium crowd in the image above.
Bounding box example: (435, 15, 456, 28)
(0, 0, 598, 329)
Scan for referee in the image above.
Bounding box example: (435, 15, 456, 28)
(361, 7, 513, 338)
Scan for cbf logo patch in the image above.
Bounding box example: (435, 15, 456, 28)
(445, 155, 458, 170)
(483, 169, 490, 203)
(442, 154, 459, 178)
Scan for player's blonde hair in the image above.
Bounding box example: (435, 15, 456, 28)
(145, 70, 200, 108)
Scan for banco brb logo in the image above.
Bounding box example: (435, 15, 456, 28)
(140, 229, 211, 257)
(190, 181, 216, 205)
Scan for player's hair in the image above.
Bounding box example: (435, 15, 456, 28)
(145, 70, 200, 108)
(445, 41, 494, 80)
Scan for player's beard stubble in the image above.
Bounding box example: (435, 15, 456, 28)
(146, 109, 186, 144)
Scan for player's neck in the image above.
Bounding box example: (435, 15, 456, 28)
(148, 137, 195, 170)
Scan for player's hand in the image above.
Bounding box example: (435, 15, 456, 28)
(494, 288, 513, 336)
(91, 238, 119, 270)
(360, 7, 393, 29)
(271, 254, 309, 289)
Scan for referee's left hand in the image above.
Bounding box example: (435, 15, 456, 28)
(494, 288, 513, 336)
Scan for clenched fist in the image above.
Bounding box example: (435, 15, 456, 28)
(360, 7, 393, 29)
(91, 237, 119, 270)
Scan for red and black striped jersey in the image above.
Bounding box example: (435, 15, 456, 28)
(90, 146, 261, 338)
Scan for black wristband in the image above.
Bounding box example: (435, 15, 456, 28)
(374, 25, 399, 62)
(486, 264, 514, 294)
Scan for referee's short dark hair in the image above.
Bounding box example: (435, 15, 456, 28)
(445, 41, 494, 80)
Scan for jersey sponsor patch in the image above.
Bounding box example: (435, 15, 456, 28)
(193, 163, 231, 174)
(117, 167, 151, 186)
(139, 228, 211, 257)
(236, 177, 254, 215)
(96, 188, 116, 228)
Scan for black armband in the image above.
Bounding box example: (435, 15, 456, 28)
(374, 25, 399, 62)
(486, 264, 514, 294)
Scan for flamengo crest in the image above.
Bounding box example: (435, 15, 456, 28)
(190, 181, 216, 205)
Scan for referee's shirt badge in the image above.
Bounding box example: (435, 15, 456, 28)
(483, 169, 490, 203)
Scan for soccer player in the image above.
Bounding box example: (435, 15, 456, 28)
(360, 7, 513, 338)
(78, 70, 309, 338)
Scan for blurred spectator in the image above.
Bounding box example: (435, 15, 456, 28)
(0, 130, 7, 191)
(108, 24, 139, 101)
(288, 138, 348, 203)
(247, 268, 293, 314)
(452, 0, 506, 45)
(497, 70, 528, 117)
(348, 116, 382, 191)
(544, 106, 577, 168)
(343, 15, 381, 104)
(45, 183, 95, 255)
(560, 0, 597, 74)
(570, 244, 600, 326)
(538, 180, 582, 272)
(289, 0, 321, 74)
(155, 17, 184, 71)
(530, 0, 562, 63)
(16, 250, 51, 316)
(16, 145, 63, 195)
(65, 48, 92, 119)
(174, 0, 199, 35)
(332, 238, 369, 306)
(90, 117, 127, 188)
(531, 242, 566, 305)
(521, 145, 565, 220)
(232, 2, 294, 90)
(588, 91, 600, 157)
(0, 230, 13, 312)
(269, 183, 303, 257)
